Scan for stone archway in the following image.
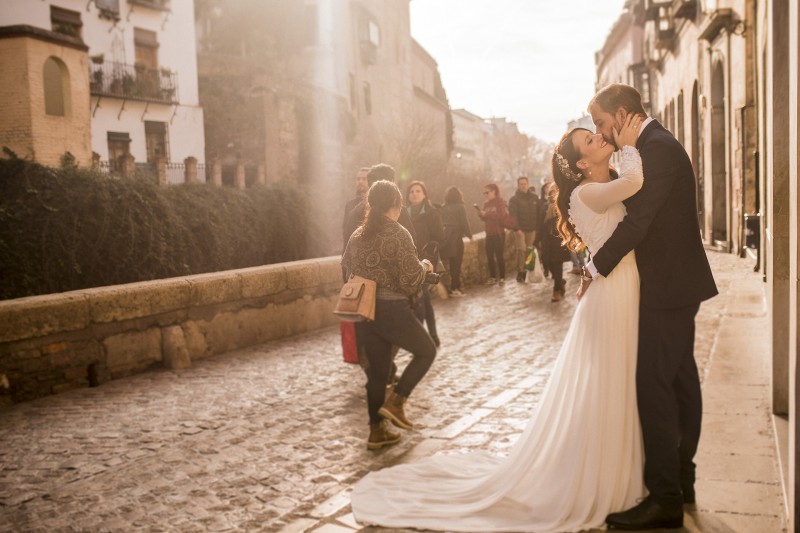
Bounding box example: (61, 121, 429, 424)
(710, 61, 728, 247)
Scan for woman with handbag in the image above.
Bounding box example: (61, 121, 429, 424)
(342, 180, 438, 450)
(406, 181, 445, 346)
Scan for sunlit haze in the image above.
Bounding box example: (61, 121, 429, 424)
(410, 0, 628, 143)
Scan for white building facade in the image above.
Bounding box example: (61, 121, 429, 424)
(2, 0, 205, 177)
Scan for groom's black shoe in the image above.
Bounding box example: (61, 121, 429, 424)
(606, 497, 683, 530)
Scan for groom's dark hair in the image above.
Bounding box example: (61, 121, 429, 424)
(590, 84, 646, 116)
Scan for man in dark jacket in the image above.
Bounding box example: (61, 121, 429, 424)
(342, 167, 370, 250)
(508, 176, 539, 282)
(584, 84, 718, 531)
(342, 164, 416, 245)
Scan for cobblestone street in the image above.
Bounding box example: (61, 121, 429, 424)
(0, 251, 779, 532)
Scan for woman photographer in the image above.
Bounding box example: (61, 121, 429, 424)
(342, 180, 438, 450)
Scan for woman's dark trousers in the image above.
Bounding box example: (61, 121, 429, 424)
(485, 233, 505, 279)
(544, 258, 564, 292)
(356, 299, 437, 425)
(445, 239, 465, 291)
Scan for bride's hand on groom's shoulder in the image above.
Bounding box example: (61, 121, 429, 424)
(612, 114, 643, 149)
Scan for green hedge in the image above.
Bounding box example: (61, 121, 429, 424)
(0, 158, 326, 300)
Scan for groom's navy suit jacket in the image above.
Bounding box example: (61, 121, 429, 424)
(593, 120, 718, 309)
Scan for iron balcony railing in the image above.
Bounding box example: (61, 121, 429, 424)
(89, 61, 178, 104)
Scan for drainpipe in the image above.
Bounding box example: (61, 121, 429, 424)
(726, 22, 734, 253)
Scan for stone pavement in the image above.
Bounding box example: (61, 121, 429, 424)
(0, 251, 785, 532)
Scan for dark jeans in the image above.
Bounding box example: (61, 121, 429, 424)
(356, 299, 437, 425)
(485, 233, 505, 279)
(544, 258, 564, 291)
(444, 240, 465, 291)
(637, 303, 702, 508)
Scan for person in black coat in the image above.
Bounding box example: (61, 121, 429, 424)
(342, 167, 370, 250)
(406, 180, 444, 346)
(342, 164, 417, 247)
(535, 182, 570, 301)
(438, 186, 472, 296)
(584, 84, 718, 531)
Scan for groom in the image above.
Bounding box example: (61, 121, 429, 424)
(581, 84, 718, 530)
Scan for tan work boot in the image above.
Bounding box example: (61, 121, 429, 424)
(367, 421, 401, 450)
(379, 390, 413, 429)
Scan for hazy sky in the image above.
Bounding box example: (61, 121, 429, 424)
(410, 0, 628, 143)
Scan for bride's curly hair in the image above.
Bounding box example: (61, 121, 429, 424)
(551, 128, 619, 252)
(551, 129, 588, 252)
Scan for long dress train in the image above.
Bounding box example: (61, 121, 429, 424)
(351, 160, 645, 532)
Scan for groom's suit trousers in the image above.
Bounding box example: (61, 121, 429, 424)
(636, 302, 702, 508)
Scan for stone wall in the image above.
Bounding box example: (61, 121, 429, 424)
(0, 234, 514, 406)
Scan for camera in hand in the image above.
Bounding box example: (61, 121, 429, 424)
(424, 271, 442, 285)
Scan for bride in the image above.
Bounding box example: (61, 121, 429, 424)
(350, 115, 646, 533)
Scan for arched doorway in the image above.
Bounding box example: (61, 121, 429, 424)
(691, 81, 703, 235)
(710, 61, 728, 247)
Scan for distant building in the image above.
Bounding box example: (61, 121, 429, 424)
(195, 0, 449, 188)
(567, 114, 595, 132)
(1, 0, 205, 179)
(451, 108, 490, 179)
(486, 117, 530, 188)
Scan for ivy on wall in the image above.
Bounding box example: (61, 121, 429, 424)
(0, 158, 326, 300)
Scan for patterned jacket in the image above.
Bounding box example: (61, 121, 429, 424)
(342, 219, 428, 298)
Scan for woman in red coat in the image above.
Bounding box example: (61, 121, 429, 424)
(477, 183, 508, 286)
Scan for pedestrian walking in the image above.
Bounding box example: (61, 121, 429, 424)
(406, 180, 444, 346)
(341, 180, 438, 451)
(508, 176, 539, 282)
(342, 167, 370, 250)
(536, 182, 570, 301)
(476, 183, 508, 286)
(439, 186, 472, 296)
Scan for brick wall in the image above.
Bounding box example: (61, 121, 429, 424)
(0, 28, 91, 166)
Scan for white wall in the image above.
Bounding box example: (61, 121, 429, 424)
(1, 0, 205, 167)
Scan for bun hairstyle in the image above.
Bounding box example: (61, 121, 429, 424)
(361, 180, 402, 239)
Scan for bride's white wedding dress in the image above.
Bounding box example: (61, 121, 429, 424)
(351, 147, 646, 533)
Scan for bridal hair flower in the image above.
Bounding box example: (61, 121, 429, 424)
(555, 152, 583, 183)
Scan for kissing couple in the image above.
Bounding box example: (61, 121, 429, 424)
(350, 83, 718, 532)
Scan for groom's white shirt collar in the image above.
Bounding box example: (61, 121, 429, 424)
(638, 117, 655, 138)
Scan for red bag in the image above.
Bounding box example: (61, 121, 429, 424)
(340, 321, 359, 364)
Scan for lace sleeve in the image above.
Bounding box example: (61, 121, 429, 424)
(576, 146, 644, 213)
